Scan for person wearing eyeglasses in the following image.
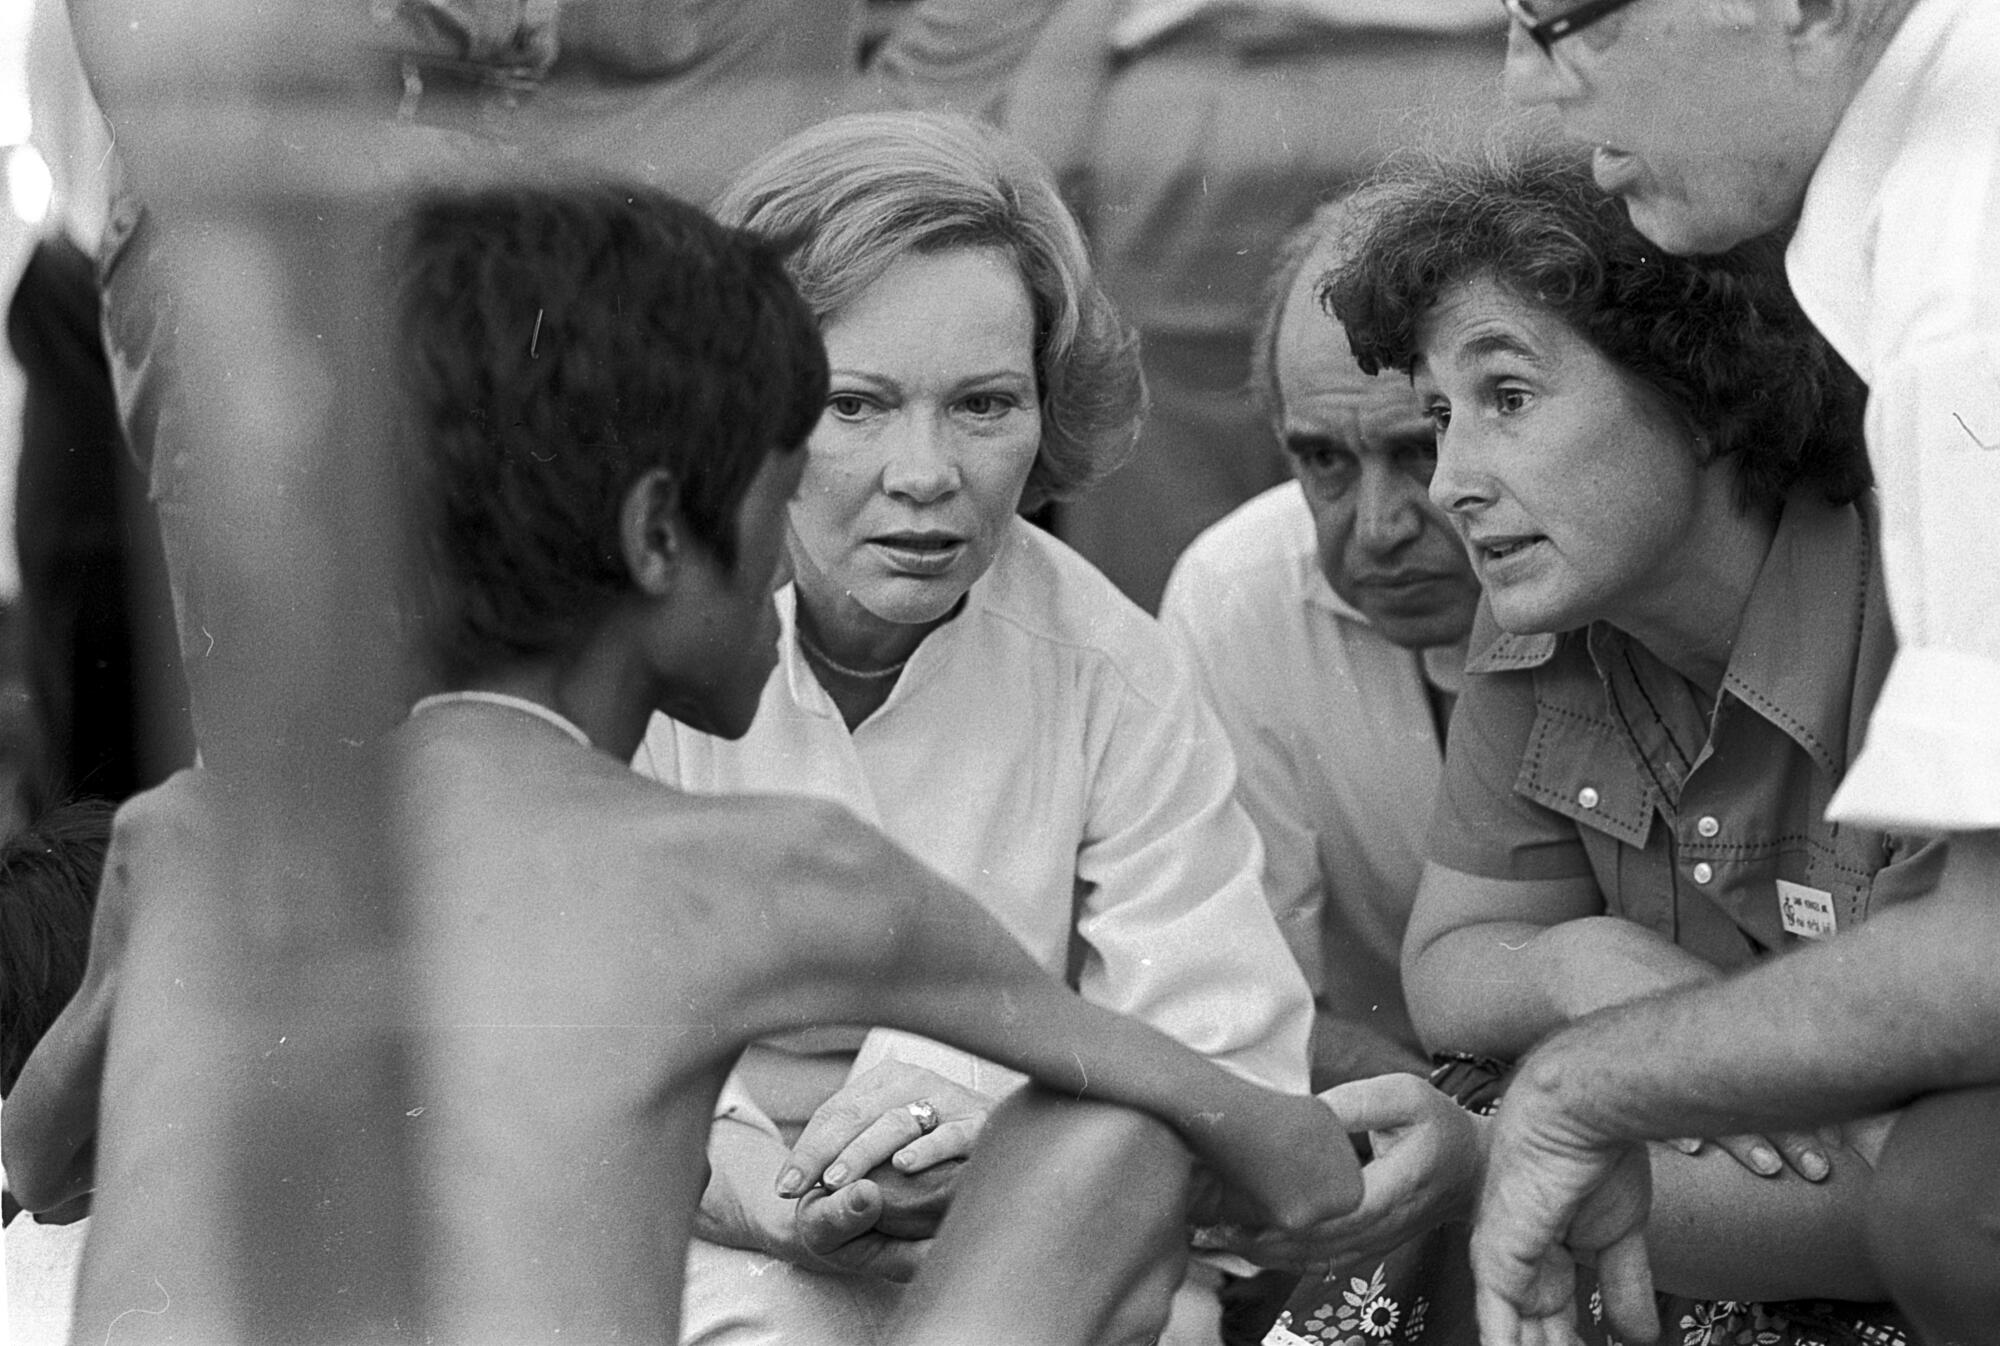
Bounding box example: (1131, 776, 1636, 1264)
(1456, 2, 2000, 1344)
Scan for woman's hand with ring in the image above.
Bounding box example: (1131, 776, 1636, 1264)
(777, 1061, 991, 1198)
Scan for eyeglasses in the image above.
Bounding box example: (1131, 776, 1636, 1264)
(1500, 0, 1643, 52)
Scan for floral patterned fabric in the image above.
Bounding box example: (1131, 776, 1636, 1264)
(1268, 1261, 1446, 1346)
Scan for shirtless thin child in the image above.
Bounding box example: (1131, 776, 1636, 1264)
(4, 182, 1361, 1343)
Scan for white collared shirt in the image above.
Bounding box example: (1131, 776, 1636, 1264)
(1790, 0, 2000, 830)
(1161, 484, 1462, 1061)
(636, 517, 1311, 1099)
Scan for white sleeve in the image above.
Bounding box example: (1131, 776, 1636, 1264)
(1829, 335, 2000, 830)
(1159, 562, 1329, 999)
(1068, 632, 1314, 1095)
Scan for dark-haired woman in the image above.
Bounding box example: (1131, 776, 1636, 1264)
(1270, 144, 1939, 1345)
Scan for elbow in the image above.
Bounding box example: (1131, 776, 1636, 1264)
(1399, 932, 1469, 1057)
(3, 1129, 90, 1217)
(1400, 926, 1523, 1061)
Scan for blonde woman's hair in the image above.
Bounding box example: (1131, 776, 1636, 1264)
(714, 110, 1144, 510)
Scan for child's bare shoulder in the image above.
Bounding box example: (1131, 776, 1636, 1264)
(90, 769, 226, 949)
(599, 773, 896, 902)
(588, 770, 938, 959)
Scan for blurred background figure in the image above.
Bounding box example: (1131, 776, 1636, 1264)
(1000, 0, 1512, 610)
(7, 230, 187, 820)
(0, 0, 182, 834)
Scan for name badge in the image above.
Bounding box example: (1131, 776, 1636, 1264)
(1777, 880, 1837, 940)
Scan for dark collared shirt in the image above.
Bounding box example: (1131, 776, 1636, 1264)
(1428, 493, 1945, 972)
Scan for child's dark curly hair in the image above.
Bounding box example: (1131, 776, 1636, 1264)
(0, 798, 115, 1095)
(397, 180, 828, 685)
(1319, 141, 1869, 513)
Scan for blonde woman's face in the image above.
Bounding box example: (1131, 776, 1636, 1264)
(786, 246, 1042, 642)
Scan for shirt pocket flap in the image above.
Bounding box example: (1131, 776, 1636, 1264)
(1515, 701, 1654, 848)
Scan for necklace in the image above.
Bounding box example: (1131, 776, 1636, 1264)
(410, 690, 593, 747)
(795, 628, 910, 681)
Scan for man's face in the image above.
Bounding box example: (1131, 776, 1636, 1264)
(1274, 259, 1480, 650)
(1501, 0, 1851, 254)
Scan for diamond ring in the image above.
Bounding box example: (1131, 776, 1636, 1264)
(906, 1099, 941, 1136)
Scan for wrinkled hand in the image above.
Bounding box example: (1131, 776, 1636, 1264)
(1205, 1074, 1486, 1270)
(778, 1062, 992, 1197)
(1472, 1088, 1657, 1346)
(1665, 1129, 1830, 1182)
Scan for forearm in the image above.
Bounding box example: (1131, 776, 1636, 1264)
(877, 935, 1358, 1222)
(1407, 916, 1716, 1059)
(762, 812, 1359, 1226)
(1644, 1138, 1884, 1301)
(1309, 1009, 1428, 1091)
(1510, 833, 2000, 1146)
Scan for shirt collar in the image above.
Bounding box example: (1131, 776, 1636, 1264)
(1717, 494, 1877, 776)
(1464, 494, 1876, 775)
(1301, 546, 1470, 689)
(1297, 544, 1370, 624)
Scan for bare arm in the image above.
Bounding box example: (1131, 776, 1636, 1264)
(1510, 835, 2000, 1145)
(1309, 1010, 1429, 1091)
(3, 975, 111, 1215)
(1401, 861, 1717, 1059)
(1473, 831, 2000, 1346)
(1402, 862, 1878, 1300)
(740, 800, 1361, 1231)
(2, 810, 138, 1215)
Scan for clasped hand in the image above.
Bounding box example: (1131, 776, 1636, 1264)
(1198, 1073, 1482, 1271)
(776, 1061, 993, 1280)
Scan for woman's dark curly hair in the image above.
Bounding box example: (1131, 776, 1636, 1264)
(397, 180, 828, 684)
(1319, 141, 1869, 512)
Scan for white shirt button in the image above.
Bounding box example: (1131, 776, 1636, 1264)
(1692, 862, 1714, 884)
(1697, 815, 1720, 838)
(1577, 787, 1600, 809)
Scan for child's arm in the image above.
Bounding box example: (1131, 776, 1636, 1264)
(3, 893, 124, 1215)
(732, 800, 1362, 1231)
(0, 787, 168, 1214)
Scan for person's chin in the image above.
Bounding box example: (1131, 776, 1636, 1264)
(1371, 608, 1476, 651)
(857, 573, 973, 628)
(1486, 589, 1579, 638)
(1620, 187, 1767, 258)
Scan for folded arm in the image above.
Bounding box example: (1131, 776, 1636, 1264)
(1401, 861, 1717, 1060)
(1474, 832, 2000, 1344)
(738, 799, 1360, 1233)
